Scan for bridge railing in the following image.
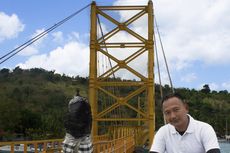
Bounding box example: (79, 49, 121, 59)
(93, 135, 135, 153)
(93, 134, 109, 141)
(0, 135, 135, 153)
(0, 139, 62, 153)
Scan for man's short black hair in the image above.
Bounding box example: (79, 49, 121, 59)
(161, 92, 184, 104)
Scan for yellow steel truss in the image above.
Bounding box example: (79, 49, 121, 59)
(89, 0, 155, 146)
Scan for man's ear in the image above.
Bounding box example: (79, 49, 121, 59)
(183, 101, 189, 112)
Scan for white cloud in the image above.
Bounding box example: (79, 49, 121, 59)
(154, 0, 230, 68)
(0, 12, 24, 42)
(18, 41, 89, 77)
(18, 28, 47, 56)
(67, 32, 80, 42)
(52, 31, 63, 43)
(71, 32, 80, 40)
(52, 31, 82, 44)
(18, 46, 38, 56)
(198, 82, 230, 92)
(114, 0, 148, 5)
(209, 83, 219, 91)
(30, 28, 47, 46)
(155, 70, 172, 86)
(180, 73, 197, 83)
(221, 81, 230, 91)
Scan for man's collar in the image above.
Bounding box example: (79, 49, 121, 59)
(185, 114, 194, 133)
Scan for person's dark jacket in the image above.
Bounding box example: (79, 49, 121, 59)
(64, 97, 92, 138)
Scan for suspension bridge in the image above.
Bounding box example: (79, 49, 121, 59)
(0, 0, 172, 152)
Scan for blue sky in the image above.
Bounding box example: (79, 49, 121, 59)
(1, 0, 230, 92)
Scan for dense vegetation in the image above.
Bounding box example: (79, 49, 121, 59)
(0, 67, 88, 141)
(0, 67, 229, 141)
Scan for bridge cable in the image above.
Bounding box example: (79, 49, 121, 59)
(153, 31, 163, 99)
(0, 2, 91, 65)
(97, 14, 115, 126)
(154, 30, 167, 125)
(154, 16, 174, 94)
(97, 14, 116, 79)
(97, 14, 124, 126)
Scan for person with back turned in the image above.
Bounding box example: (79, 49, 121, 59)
(62, 89, 93, 153)
(149, 93, 220, 153)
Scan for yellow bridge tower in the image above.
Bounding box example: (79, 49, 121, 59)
(89, 0, 155, 146)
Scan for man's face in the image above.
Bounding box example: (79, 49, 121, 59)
(162, 97, 188, 130)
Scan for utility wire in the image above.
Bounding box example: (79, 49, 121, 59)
(0, 2, 91, 65)
(154, 16, 174, 93)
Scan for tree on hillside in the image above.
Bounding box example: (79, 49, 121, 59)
(219, 90, 228, 94)
(0, 68, 10, 79)
(201, 84, 210, 94)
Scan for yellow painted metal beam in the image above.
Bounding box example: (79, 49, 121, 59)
(98, 6, 146, 10)
(98, 48, 120, 63)
(97, 86, 147, 118)
(98, 42, 146, 48)
(98, 47, 148, 81)
(89, 1, 155, 147)
(124, 27, 146, 42)
(98, 81, 145, 86)
(98, 27, 119, 43)
(125, 9, 146, 25)
(147, 0, 155, 146)
(97, 9, 120, 26)
(98, 65, 119, 80)
(96, 118, 149, 121)
(89, 1, 98, 136)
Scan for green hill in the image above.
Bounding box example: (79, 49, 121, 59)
(0, 67, 229, 140)
(0, 67, 88, 140)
